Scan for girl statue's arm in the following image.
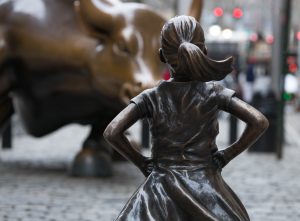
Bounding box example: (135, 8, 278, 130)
(103, 103, 152, 176)
(214, 97, 269, 167)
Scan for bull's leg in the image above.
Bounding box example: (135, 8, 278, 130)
(0, 101, 13, 149)
(0, 97, 13, 149)
(0, 38, 14, 148)
(70, 123, 113, 177)
(0, 96, 13, 131)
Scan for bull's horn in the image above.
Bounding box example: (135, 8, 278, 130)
(78, 0, 121, 33)
(188, 0, 204, 22)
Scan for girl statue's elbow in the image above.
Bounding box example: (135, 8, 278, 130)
(103, 125, 123, 143)
(103, 126, 114, 143)
(258, 115, 269, 132)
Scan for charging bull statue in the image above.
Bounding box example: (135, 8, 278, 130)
(0, 0, 203, 176)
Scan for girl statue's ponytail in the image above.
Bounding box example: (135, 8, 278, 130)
(161, 15, 233, 82)
(177, 42, 233, 82)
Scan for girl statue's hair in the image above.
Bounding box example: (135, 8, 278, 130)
(160, 15, 233, 82)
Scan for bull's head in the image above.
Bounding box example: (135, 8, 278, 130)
(75, 0, 166, 104)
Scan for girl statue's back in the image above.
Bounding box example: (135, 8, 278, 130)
(104, 15, 269, 221)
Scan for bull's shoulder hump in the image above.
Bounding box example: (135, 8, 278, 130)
(1, 0, 79, 34)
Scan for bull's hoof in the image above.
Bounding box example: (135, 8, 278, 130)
(70, 148, 112, 177)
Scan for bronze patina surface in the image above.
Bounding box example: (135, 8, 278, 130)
(104, 16, 269, 220)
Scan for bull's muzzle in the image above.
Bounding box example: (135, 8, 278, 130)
(119, 81, 157, 104)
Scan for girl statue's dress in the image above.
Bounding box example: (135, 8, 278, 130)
(104, 15, 268, 221)
(116, 81, 249, 221)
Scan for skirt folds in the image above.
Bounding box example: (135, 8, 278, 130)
(116, 165, 250, 221)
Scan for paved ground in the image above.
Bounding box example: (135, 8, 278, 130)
(0, 113, 300, 221)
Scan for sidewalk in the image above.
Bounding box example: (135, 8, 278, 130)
(0, 113, 300, 221)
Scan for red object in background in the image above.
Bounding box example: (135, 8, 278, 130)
(233, 8, 243, 19)
(213, 7, 223, 17)
(296, 31, 300, 41)
(289, 63, 298, 73)
(286, 56, 298, 73)
(249, 33, 258, 42)
(163, 70, 171, 80)
(266, 35, 274, 44)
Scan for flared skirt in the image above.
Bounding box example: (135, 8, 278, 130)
(116, 164, 250, 221)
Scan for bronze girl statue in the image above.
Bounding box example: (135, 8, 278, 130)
(104, 16, 268, 221)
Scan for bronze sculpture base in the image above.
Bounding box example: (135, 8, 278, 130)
(70, 147, 112, 177)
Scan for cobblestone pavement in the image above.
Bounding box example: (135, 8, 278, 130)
(0, 113, 300, 221)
